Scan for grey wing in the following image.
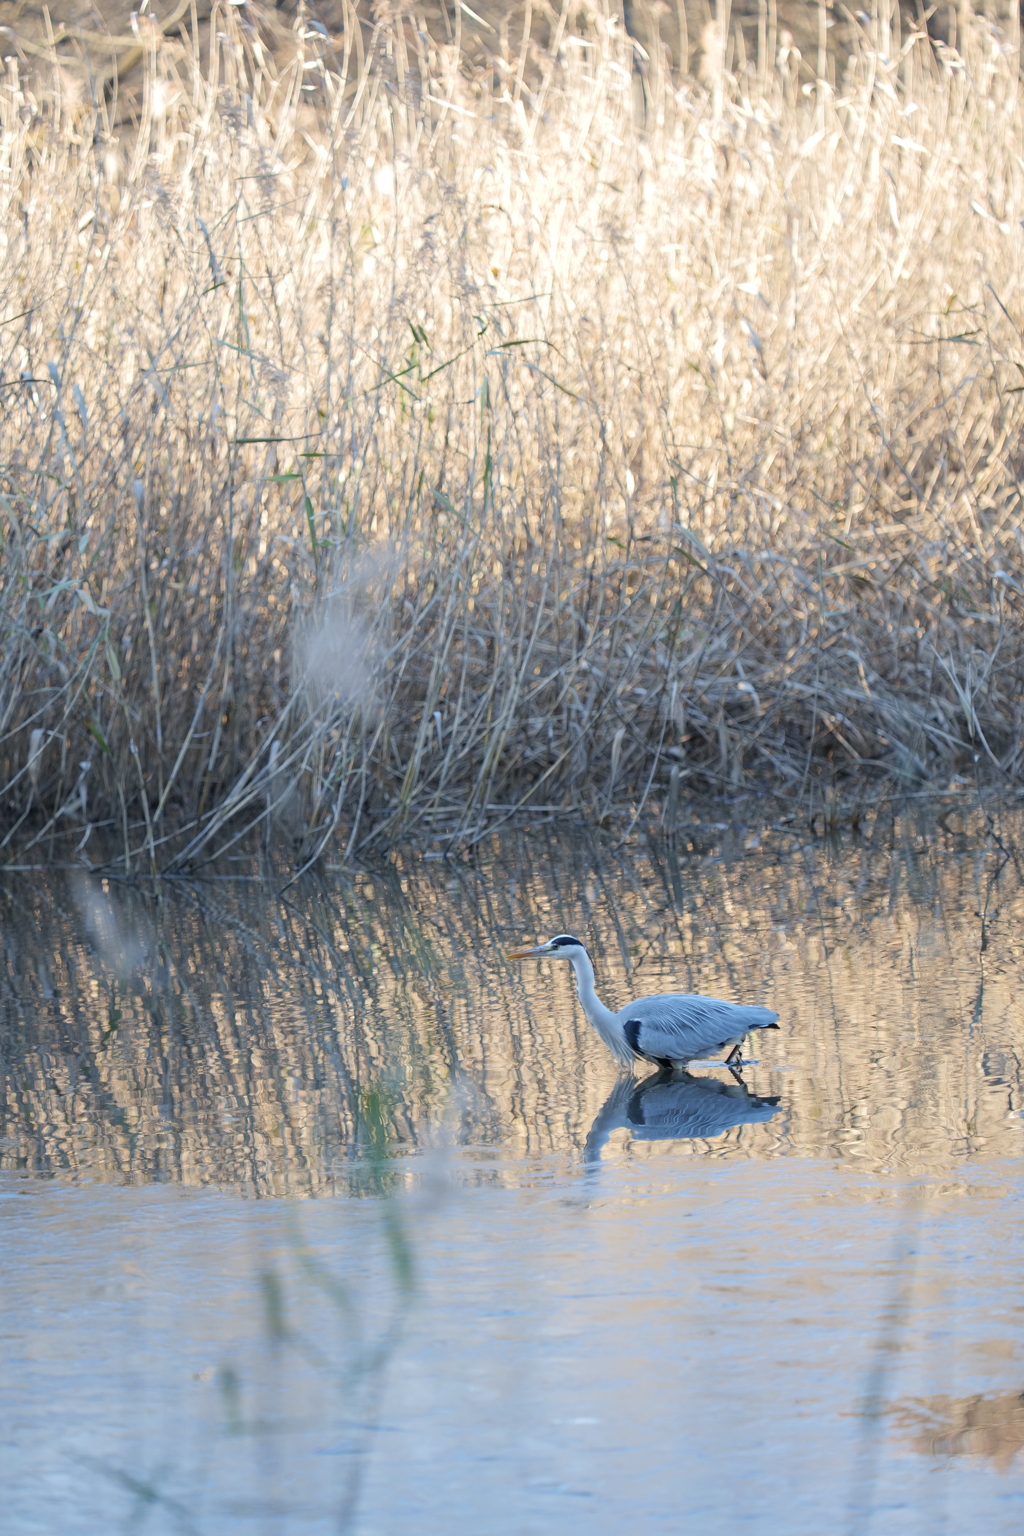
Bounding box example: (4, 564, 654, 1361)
(618, 993, 779, 1063)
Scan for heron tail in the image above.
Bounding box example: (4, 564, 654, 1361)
(743, 1006, 780, 1030)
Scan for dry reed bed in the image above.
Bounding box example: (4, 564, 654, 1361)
(1, 6, 1024, 870)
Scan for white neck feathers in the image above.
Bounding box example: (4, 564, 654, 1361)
(568, 949, 624, 1055)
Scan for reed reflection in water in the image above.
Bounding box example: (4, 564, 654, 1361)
(893, 1391, 1024, 1472)
(3, 804, 1024, 1186)
(4, 804, 1024, 1534)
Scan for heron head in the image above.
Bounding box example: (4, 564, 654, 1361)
(506, 933, 588, 961)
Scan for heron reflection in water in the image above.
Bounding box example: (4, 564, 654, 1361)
(507, 934, 780, 1073)
(584, 1070, 781, 1164)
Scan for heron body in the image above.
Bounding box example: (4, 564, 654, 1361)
(507, 933, 780, 1071)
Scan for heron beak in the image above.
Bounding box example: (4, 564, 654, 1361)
(506, 942, 552, 960)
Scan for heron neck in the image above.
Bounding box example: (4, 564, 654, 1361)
(569, 950, 618, 1032)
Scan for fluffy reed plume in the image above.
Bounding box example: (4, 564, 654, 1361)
(1, 4, 1024, 870)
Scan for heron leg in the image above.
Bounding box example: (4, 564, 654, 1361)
(727, 1062, 747, 1086)
(724, 1044, 743, 1066)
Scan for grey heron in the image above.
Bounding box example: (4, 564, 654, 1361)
(506, 934, 780, 1071)
(584, 1070, 781, 1163)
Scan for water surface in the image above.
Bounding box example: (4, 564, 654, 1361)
(3, 802, 1024, 1531)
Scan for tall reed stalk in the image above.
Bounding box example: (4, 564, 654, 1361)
(1, 3, 1023, 870)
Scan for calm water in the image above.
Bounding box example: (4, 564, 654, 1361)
(3, 803, 1024, 1532)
